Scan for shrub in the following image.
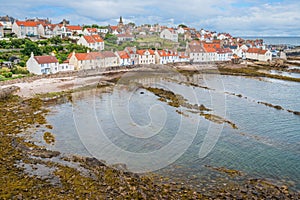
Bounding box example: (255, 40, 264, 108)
(11, 66, 29, 74)
(3, 72, 13, 78)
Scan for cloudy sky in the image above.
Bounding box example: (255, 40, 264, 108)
(1, 0, 300, 36)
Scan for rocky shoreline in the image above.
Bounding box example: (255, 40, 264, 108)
(1, 64, 300, 199)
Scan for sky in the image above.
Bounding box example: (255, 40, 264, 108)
(1, 0, 300, 36)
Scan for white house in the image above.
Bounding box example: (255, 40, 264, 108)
(12, 21, 38, 38)
(115, 51, 131, 66)
(160, 29, 178, 42)
(83, 28, 98, 35)
(156, 50, 179, 63)
(37, 24, 61, 38)
(99, 28, 109, 34)
(101, 51, 119, 67)
(203, 47, 217, 62)
(176, 27, 185, 34)
(124, 47, 139, 65)
(178, 52, 190, 62)
(186, 44, 207, 62)
(116, 34, 135, 44)
(216, 48, 233, 61)
(0, 16, 13, 30)
(26, 52, 59, 75)
(68, 51, 105, 70)
(155, 50, 169, 64)
(137, 49, 156, 65)
(58, 60, 75, 72)
(246, 48, 272, 62)
(77, 35, 104, 50)
(0, 23, 3, 38)
(61, 25, 83, 37)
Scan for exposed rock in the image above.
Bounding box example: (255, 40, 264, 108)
(0, 85, 20, 99)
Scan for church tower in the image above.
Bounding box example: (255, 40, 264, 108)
(119, 16, 123, 26)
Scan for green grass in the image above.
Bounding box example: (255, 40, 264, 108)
(136, 36, 177, 49)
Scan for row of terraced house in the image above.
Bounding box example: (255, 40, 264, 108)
(26, 41, 272, 75)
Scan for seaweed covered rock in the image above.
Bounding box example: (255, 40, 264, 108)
(0, 86, 20, 99)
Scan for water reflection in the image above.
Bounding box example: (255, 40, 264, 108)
(43, 72, 300, 190)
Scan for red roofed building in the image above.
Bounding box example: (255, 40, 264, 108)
(61, 25, 83, 37)
(124, 47, 139, 65)
(83, 28, 98, 35)
(109, 25, 120, 35)
(203, 46, 217, 62)
(216, 48, 233, 61)
(178, 52, 190, 62)
(246, 48, 272, 62)
(68, 50, 119, 70)
(12, 21, 38, 38)
(68, 51, 104, 70)
(77, 35, 104, 50)
(137, 49, 156, 64)
(155, 49, 179, 64)
(115, 51, 131, 66)
(186, 43, 207, 62)
(37, 24, 63, 38)
(26, 52, 59, 74)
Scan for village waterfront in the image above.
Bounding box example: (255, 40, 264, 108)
(1, 32, 300, 198)
(1, 59, 300, 198)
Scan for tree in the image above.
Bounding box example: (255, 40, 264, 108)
(105, 33, 118, 44)
(48, 36, 62, 45)
(178, 24, 188, 28)
(128, 22, 136, 27)
(91, 24, 99, 28)
(21, 41, 42, 56)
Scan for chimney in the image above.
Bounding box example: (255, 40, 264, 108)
(31, 52, 34, 58)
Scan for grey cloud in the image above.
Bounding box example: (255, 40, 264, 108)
(1, 0, 300, 36)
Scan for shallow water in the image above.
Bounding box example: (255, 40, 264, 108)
(38, 72, 300, 191)
(269, 70, 300, 79)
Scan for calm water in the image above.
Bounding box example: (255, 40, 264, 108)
(242, 36, 300, 46)
(36, 72, 300, 191)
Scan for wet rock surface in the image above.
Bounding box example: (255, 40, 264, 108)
(0, 83, 299, 199)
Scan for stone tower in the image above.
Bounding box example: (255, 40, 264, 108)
(119, 16, 123, 25)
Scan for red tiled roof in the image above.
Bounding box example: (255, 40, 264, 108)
(157, 50, 168, 57)
(68, 52, 105, 60)
(137, 50, 155, 56)
(86, 28, 98, 33)
(34, 56, 58, 64)
(247, 48, 267, 54)
(178, 52, 189, 58)
(0, 23, 2, 26)
(101, 51, 117, 58)
(66, 25, 82, 31)
(87, 52, 104, 60)
(126, 47, 134, 54)
(83, 35, 103, 43)
(110, 26, 118, 30)
(189, 45, 206, 53)
(67, 53, 89, 61)
(204, 47, 217, 53)
(16, 21, 37, 27)
(75, 53, 89, 60)
(117, 51, 130, 59)
(216, 48, 232, 54)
